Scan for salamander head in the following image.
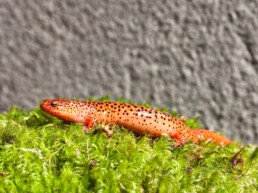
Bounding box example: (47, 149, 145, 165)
(40, 98, 82, 122)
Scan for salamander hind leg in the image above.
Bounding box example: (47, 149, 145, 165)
(170, 133, 187, 147)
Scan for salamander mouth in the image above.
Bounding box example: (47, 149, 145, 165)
(40, 99, 59, 114)
(40, 99, 54, 109)
(40, 99, 49, 110)
(40, 99, 64, 110)
(40, 99, 74, 121)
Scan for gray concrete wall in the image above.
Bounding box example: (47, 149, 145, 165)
(0, 0, 258, 144)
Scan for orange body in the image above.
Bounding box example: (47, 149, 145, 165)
(40, 99, 232, 146)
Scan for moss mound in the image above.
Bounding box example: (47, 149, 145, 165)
(0, 98, 257, 192)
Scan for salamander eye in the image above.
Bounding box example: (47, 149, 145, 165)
(50, 101, 59, 107)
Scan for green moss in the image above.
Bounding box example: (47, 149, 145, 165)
(0, 99, 257, 193)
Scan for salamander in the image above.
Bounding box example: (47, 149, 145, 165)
(40, 98, 232, 146)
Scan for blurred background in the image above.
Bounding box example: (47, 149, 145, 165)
(0, 0, 258, 144)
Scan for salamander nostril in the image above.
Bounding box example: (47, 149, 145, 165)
(50, 101, 58, 107)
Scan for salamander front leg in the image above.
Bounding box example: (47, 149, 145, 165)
(83, 118, 97, 132)
(98, 123, 116, 137)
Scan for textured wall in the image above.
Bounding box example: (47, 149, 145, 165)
(0, 0, 258, 144)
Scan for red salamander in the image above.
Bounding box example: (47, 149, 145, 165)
(40, 99, 232, 146)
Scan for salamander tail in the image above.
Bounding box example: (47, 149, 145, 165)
(190, 129, 233, 146)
